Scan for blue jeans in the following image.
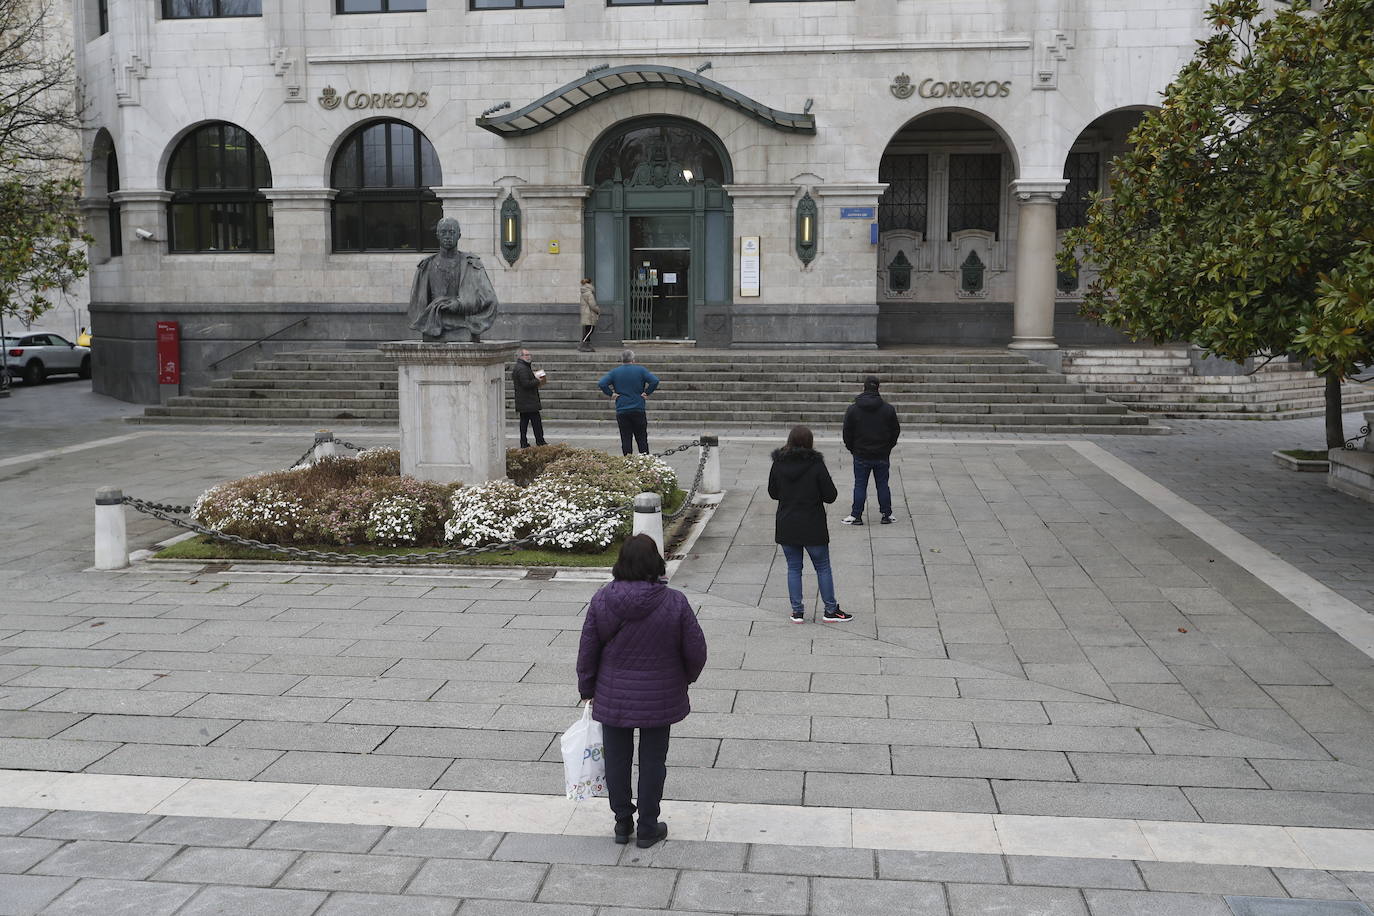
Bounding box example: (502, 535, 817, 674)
(781, 543, 838, 615)
(851, 456, 891, 517)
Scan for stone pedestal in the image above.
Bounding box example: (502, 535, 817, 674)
(1328, 411, 1374, 504)
(379, 340, 516, 484)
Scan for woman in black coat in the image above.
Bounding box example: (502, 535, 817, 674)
(767, 426, 852, 623)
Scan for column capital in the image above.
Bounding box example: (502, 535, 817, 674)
(813, 183, 889, 199)
(434, 186, 503, 203)
(262, 187, 338, 205)
(722, 184, 798, 199)
(1010, 179, 1069, 203)
(110, 189, 173, 205)
(514, 185, 590, 201)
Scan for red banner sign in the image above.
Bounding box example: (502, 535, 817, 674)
(156, 321, 180, 385)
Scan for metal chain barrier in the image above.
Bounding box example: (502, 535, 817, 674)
(121, 435, 712, 566)
(665, 444, 710, 522)
(289, 444, 318, 470)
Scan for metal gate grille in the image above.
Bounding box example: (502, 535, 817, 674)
(629, 279, 654, 339)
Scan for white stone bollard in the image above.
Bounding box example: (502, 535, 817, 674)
(94, 487, 129, 570)
(632, 492, 664, 555)
(312, 430, 342, 464)
(700, 434, 721, 495)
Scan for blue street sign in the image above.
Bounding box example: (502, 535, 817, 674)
(840, 207, 876, 219)
(870, 222, 879, 245)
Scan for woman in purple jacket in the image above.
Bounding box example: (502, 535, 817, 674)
(577, 534, 708, 848)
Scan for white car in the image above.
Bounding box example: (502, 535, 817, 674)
(3, 332, 92, 385)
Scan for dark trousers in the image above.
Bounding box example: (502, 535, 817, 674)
(616, 410, 649, 455)
(601, 724, 671, 835)
(581, 324, 594, 345)
(851, 456, 892, 517)
(519, 411, 546, 449)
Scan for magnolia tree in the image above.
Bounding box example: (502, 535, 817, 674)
(1062, 0, 1374, 447)
(0, 0, 89, 348)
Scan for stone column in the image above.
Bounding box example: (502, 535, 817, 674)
(378, 340, 517, 484)
(261, 188, 336, 266)
(1009, 180, 1068, 358)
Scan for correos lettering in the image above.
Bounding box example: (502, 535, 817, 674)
(917, 79, 1012, 99)
(343, 90, 429, 110)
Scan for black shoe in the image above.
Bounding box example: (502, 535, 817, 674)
(790, 611, 805, 624)
(841, 515, 864, 526)
(881, 514, 893, 525)
(614, 817, 634, 845)
(636, 822, 668, 849)
(822, 608, 854, 622)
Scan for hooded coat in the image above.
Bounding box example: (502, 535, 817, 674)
(767, 447, 838, 546)
(842, 391, 901, 460)
(579, 281, 601, 326)
(577, 579, 708, 728)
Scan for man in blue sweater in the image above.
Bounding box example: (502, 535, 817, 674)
(598, 349, 661, 455)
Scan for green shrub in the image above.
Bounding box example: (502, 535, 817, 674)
(505, 443, 577, 484)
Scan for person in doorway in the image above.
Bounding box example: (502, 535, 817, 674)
(841, 375, 900, 526)
(598, 349, 659, 455)
(768, 426, 853, 623)
(579, 278, 600, 352)
(511, 347, 548, 449)
(577, 534, 708, 849)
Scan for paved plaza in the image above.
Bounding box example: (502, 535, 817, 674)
(2, 380, 1374, 914)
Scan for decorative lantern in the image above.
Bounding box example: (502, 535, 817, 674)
(795, 192, 817, 265)
(500, 193, 521, 265)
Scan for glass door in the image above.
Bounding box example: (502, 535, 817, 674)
(630, 215, 692, 340)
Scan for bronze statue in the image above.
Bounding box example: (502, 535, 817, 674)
(407, 217, 499, 342)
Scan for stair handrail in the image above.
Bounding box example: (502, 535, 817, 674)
(208, 317, 310, 370)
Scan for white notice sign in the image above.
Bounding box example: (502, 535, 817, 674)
(740, 236, 761, 297)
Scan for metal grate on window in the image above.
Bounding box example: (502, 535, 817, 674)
(947, 154, 1001, 238)
(1057, 151, 1100, 230)
(878, 153, 929, 235)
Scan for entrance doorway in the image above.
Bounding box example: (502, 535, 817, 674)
(583, 117, 734, 345)
(629, 215, 691, 339)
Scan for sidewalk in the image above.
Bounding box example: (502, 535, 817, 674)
(2, 389, 1373, 914)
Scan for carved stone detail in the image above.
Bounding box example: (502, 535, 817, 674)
(1035, 31, 1074, 91)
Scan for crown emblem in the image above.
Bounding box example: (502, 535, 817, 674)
(318, 86, 340, 110)
(890, 73, 915, 99)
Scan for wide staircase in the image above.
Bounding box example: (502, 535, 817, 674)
(1061, 347, 1374, 419)
(136, 348, 1164, 434)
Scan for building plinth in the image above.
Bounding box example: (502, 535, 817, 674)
(379, 340, 515, 485)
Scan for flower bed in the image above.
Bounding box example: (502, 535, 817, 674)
(183, 445, 680, 558)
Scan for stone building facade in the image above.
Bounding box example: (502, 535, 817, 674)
(77, 0, 1219, 402)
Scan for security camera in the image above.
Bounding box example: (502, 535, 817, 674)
(135, 228, 155, 241)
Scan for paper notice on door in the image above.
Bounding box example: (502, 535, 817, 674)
(663, 273, 677, 284)
(740, 237, 761, 297)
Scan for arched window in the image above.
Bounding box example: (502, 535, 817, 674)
(166, 122, 273, 252)
(331, 120, 442, 252)
(107, 147, 122, 258)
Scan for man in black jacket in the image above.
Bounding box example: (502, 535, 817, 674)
(841, 375, 900, 525)
(512, 348, 548, 448)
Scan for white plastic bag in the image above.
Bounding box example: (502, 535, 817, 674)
(561, 702, 606, 801)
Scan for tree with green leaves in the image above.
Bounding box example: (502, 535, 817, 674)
(1062, 0, 1374, 448)
(0, 0, 89, 351)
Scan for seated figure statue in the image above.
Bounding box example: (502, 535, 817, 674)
(407, 216, 499, 342)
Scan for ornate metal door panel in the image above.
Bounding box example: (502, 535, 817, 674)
(629, 277, 654, 339)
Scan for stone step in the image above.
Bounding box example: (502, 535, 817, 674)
(206, 379, 1097, 397)
(129, 412, 1168, 434)
(166, 395, 1132, 417)
(141, 347, 1159, 433)
(273, 348, 1036, 366)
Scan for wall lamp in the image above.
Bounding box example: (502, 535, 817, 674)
(500, 193, 521, 265)
(795, 192, 817, 266)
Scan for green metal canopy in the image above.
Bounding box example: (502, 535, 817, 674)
(476, 64, 816, 138)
